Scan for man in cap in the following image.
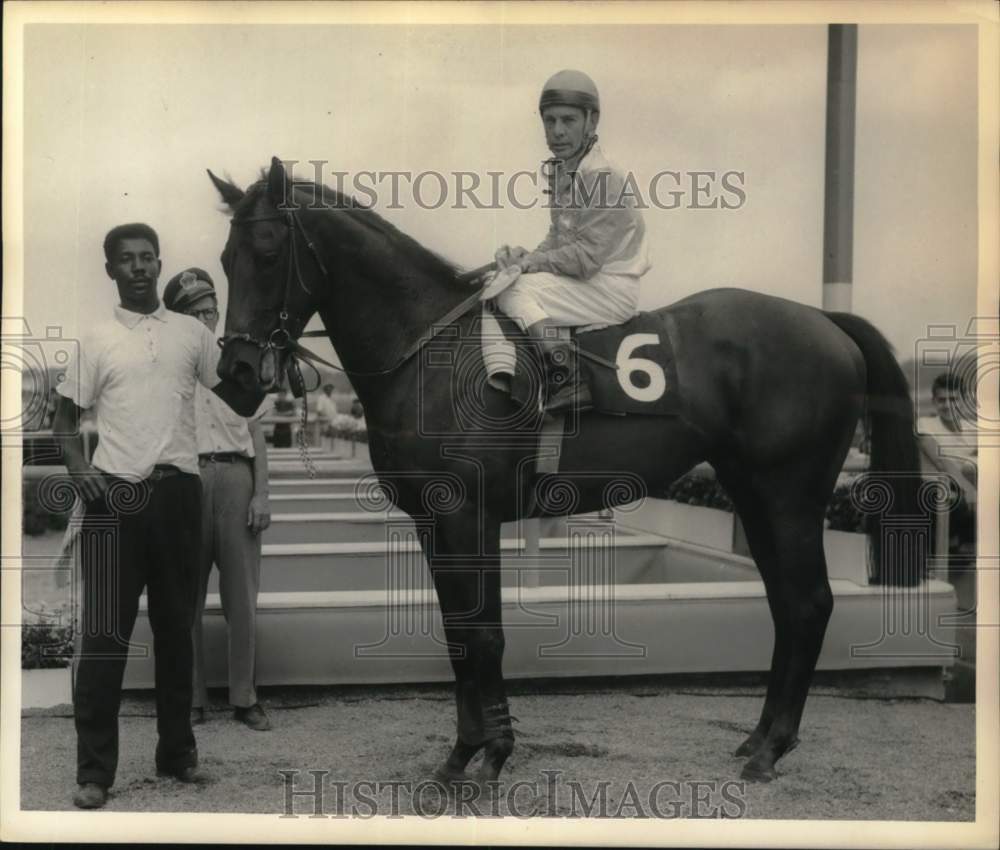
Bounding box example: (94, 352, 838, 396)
(54, 224, 217, 808)
(495, 69, 651, 413)
(162, 268, 273, 732)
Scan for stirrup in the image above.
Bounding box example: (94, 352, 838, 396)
(546, 382, 593, 415)
(541, 339, 591, 414)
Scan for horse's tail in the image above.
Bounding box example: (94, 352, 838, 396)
(825, 311, 925, 586)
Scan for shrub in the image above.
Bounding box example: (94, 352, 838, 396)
(22, 475, 73, 536)
(22, 621, 73, 669)
(331, 415, 369, 444)
(663, 471, 866, 533)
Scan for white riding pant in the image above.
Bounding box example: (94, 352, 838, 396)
(495, 271, 641, 332)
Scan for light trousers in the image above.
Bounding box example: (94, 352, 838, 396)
(191, 458, 261, 709)
(495, 270, 640, 331)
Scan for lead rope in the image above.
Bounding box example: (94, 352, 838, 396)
(290, 360, 319, 480)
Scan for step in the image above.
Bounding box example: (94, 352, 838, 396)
(269, 492, 376, 513)
(268, 460, 374, 479)
(262, 513, 574, 544)
(207, 531, 716, 594)
(121, 578, 958, 690)
(269, 477, 363, 493)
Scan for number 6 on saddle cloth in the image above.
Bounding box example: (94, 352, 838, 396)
(482, 305, 682, 417)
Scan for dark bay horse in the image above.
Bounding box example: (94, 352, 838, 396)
(208, 158, 924, 784)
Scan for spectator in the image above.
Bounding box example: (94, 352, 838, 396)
(53, 223, 217, 809)
(315, 383, 339, 451)
(162, 268, 273, 733)
(44, 387, 60, 430)
(271, 387, 296, 448)
(917, 372, 977, 553)
(917, 373, 977, 493)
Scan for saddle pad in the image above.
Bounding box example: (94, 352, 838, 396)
(577, 312, 681, 416)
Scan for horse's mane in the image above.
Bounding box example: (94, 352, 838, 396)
(234, 173, 462, 285)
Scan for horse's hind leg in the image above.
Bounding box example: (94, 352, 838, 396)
(717, 475, 788, 758)
(741, 504, 832, 782)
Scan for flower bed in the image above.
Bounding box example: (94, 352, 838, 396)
(21, 604, 74, 669)
(663, 471, 866, 533)
(22, 475, 74, 535)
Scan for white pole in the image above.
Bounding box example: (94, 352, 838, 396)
(823, 24, 857, 313)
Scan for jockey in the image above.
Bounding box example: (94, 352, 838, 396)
(495, 69, 651, 414)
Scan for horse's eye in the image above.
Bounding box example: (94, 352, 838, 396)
(254, 249, 281, 270)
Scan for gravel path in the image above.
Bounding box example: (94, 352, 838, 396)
(20, 680, 975, 820)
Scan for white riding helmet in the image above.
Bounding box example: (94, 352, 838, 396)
(539, 69, 600, 115)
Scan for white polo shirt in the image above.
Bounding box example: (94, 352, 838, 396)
(916, 415, 978, 460)
(58, 302, 221, 479)
(195, 385, 270, 457)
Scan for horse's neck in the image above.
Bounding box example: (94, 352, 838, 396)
(316, 268, 472, 411)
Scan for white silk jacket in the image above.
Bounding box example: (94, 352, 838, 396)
(526, 144, 652, 281)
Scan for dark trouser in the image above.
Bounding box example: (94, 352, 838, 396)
(73, 469, 201, 787)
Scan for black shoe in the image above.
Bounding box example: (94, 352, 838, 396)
(191, 706, 205, 725)
(234, 703, 272, 731)
(73, 782, 108, 809)
(156, 765, 212, 785)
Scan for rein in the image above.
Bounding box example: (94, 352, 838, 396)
(296, 261, 496, 378)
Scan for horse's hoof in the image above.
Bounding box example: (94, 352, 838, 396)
(433, 765, 469, 785)
(733, 736, 760, 758)
(740, 759, 777, 783)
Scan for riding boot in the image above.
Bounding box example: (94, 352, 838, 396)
(541, 338, 592, 415)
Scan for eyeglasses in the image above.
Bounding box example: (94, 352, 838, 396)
(190, 307, 219, 321)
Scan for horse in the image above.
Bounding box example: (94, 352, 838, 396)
(207, 157, 925, 784)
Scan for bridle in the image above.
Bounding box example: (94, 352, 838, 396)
(219, 206, 337, 384)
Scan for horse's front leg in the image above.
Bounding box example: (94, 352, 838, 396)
(427, 510, 512, 785)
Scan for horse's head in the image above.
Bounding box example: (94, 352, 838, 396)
(208, 157, 326, 395)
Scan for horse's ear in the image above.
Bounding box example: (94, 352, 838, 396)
(268, 156, 293, 207)
(207, 169, 245, 208)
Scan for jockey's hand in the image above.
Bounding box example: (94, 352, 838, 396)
(495, 245, 528, 269)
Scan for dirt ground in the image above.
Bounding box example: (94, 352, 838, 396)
(20, 679, 975, 821)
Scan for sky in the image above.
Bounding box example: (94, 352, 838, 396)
(17, 22, 980, 367)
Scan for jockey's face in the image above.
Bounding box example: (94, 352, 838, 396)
(542, 105, 598, 160)
(106, 237, 161, 313)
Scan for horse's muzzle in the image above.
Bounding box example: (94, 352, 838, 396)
(211, 379, 264, 418)
(217, 337, 284, 394)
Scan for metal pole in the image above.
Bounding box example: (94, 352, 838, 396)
(822, 24, 857, 312)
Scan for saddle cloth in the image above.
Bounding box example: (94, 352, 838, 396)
(481, 302, 681, 416)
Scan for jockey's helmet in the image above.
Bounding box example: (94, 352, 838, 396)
(539, 70, 600, 115)
(163, 268, 216, 313)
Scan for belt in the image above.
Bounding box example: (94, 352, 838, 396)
(198, 452, 249, 464)
(149, 464, 182, 481)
